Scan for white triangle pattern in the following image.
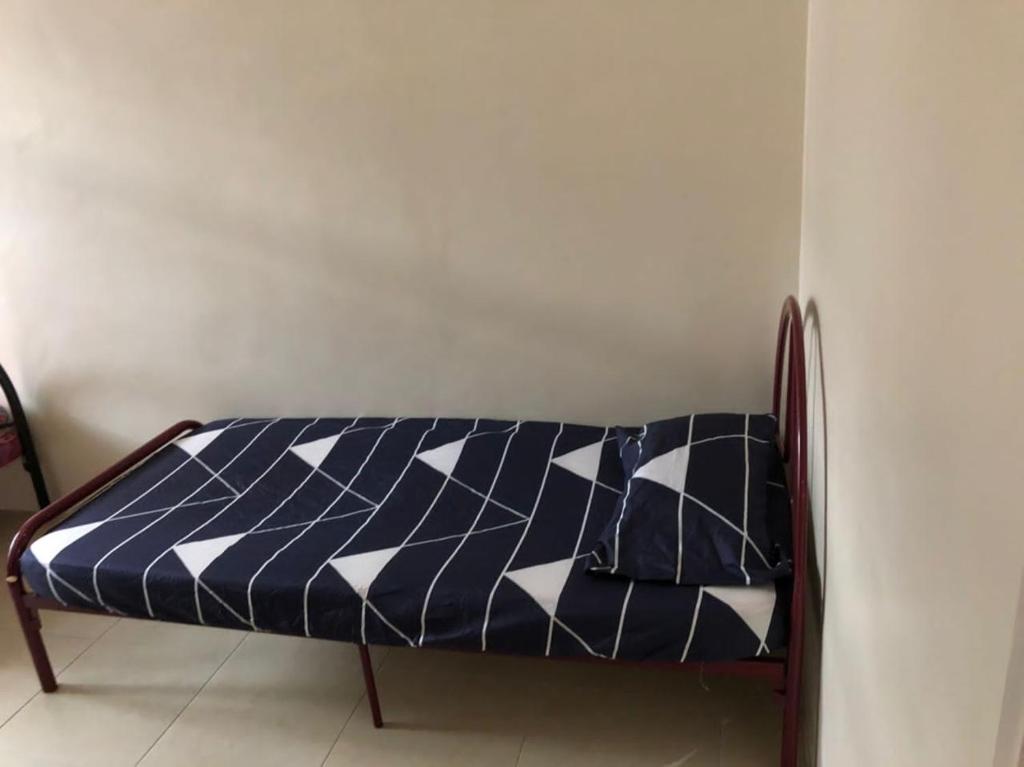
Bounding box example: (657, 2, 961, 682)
(633, 445, 691, 494)
(329, 547, 402, 598)
(504, 558, 576, 616)
(290, 433, 342, 469)
(173, 534, 245, 577)
(552, 441, 603, 482)
(416, 438, 467, 477)
(175, 429, 226, 457)
(704, 583, 776, 645)
(30, 522, 104, 567)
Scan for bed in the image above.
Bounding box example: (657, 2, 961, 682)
(6, 297, 809, 767)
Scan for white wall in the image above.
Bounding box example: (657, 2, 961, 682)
(0, 0, 807, 504)
(800, 1, 1024, 765)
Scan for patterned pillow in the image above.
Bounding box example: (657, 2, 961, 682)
(589, 413, 792, 585)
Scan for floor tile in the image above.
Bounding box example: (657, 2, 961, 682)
(0, 624, 94, 726)
(40, 610, 120, 640)
(322, 648, 528, 767)
(716, 698, 782, 767)
(514, 661, 724, 767)
(138, 633, 367, 767)
(0, 610, 780, 767)
(0, 619, 243, 767)
(326, 702, 525, 767)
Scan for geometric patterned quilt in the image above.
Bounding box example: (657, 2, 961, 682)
(20, 418, 786, 662)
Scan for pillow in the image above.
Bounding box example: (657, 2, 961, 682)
(589, 413, 792, 585)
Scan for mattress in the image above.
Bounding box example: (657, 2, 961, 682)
(21, 417, 787, 663)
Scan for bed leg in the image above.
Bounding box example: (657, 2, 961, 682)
(357, 643, 383, 728)
(7, 582, 57, 692)
(780, 680, 800, 767)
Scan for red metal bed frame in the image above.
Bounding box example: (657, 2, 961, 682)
(5, 297, 808, 767)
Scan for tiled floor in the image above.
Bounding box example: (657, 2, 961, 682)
(0, 513, 779, 766)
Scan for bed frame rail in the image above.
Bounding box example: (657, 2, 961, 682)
(5, 297, 809, 767)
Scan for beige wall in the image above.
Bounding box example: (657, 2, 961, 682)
(800, 1, 1024, 765)
(0, 0, 807, 504)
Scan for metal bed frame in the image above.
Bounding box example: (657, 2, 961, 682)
(5, 297, 808, 767)
(0, 363, 51, 511)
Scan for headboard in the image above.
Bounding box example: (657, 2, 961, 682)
(772, 295, 809, 757)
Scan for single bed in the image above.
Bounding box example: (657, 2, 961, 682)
(7, 297, 809, 767)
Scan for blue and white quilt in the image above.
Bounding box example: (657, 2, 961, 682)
(21, 418, 786, 662)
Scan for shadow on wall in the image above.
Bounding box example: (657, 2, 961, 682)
(994, 568, 1024, 767)
(801, 299, 827, 767)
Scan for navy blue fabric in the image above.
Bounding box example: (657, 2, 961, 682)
(590, 414, 792, 585)
(20, 417, 786, 662)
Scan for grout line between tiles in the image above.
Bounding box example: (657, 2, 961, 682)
(317, 643, 393, 761)
(317, 694, 364, 767)
(132, 630, 250, 766)
(513, 734, 527, 766)
(0, 616, 122, 731)
(318, 644, 389, 767)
